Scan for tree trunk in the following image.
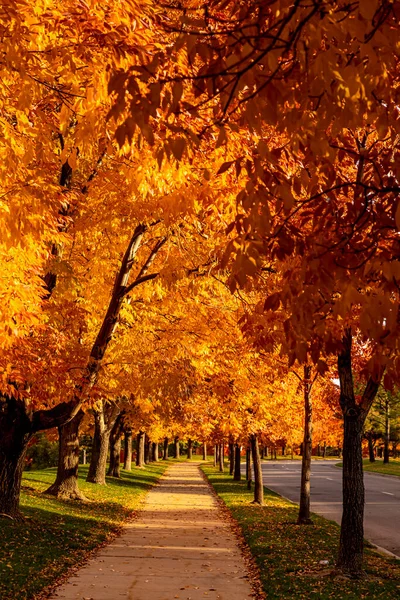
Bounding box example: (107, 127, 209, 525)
(45, 410, 87, 500)
(152, 442, 158, 462)
(163, 437, 169, 460)
(336, 328, 382, 577)
(298, 365, 313, 525)
(383, 402, 390, 464)
(136, 431, 145, 467)
(250, 433, 264, 505)
(282, 445, 286, 456)
(87, 401, 120, 484)
(144, 435, 151, 464)
(367, 435, 375, 463)
(0, 398, 32, 518)
(233, 444, 241, 481)
(202, 442, 207, 460)
(219, 443, 224, 472)
(246, 446, 252, 490)
(109, 436, 122, 477)
(173, 436, 180, 459)
(213, 444, 217, 467)
(229, 442, 235, 475)
(188, 438, 193, 459)
(337, 411, 365, 575)
(108, 413, 124, 477)
(323, 442, 327, 459)
(124, 428, 132, 470)
(265, 446, 269, 458)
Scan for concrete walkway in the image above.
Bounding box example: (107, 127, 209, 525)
(50, 463, 255, 600)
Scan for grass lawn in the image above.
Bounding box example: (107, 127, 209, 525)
(0, 462, 168, 600)
(363, 458, 400, 477)
(335, 459, 400, 477)
(202, 464, 400, 600)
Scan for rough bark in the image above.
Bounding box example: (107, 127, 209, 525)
(202, 442, 207, 460)
(108, 413, 124, 477)
(383, 401, 390, 464)
(229, 442, 235, 475)
(336, 328, 382, 577)
(188, 438, 193, 459)
(163, 437, 169, 460)
(173, 436, 180, 459)
(45, 409, 87, 500)
(151, 442, 159, 462)
(366, 434, 376, 463)
(0, 398, 32, 518)
(87, 401, 120, 484)
(144, 435, 151, 464)
(218, 443, 224, 472)
(250, 434, 264, 505)
(233, 444, 241, 481)
(136, 431, 145, 467)
(246, 446, 252, 490)
(124, 428, 132, 470)
(298, 364, 313, 525)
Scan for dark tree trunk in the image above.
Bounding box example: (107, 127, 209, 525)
(87, 402, 120, 484)
(124, 428, 132, 470)
(108, 413, 124, 477)
(282, 445, 286, 456)
(87, 422, 110, 485)
(108, 436, 121, 477)
(317, 443, 321, 457)
(151, 442, 158, 462)
(45, 410, 87, 500)
(213, 444, 217, 467)
(383, 403, 390, 464)
(136, 431, 145, 467)
(188, 439, 193, 459)
(298, 365, 313, 525)
(337, 411, 365, 575)
(202, 442, 207, 460)
(229, 442, 235, 475)
(250, 434, 264, 505)
(0, 398, 32, 518)
(323, 442, 327, 459)
(219, 443, 224, 472)
(336, 329, 381, 577)
(144, 435, 151, 464)
(246, 446, 252, 490)
(233, 444, 241, 481)
(173, 436, 180, 459)
(163, 437, 169, 460)
(367, 435, 375, 463)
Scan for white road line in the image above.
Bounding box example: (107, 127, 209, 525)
(382, 492, 394, 496)
(325, 477, 333, 480)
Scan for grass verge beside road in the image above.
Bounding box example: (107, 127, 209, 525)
(202, 464, 400, 599)
(335, 458, 400, 477)
(0, 463, 167, 600)
(363, 458, 400, 477)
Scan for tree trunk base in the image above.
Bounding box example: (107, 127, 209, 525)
(330, 567, 366, 581)
(44, 483, 89, 502)
(297, 517, 314, 525)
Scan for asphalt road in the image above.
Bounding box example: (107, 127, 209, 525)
(253, 460, 400, 557)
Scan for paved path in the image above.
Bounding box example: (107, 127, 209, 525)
(50, 463, 254, 600)
(257, 460, 400, 557)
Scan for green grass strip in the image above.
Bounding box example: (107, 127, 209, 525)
(202, 464, 400, 599)
(0, 463, 168, 600)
